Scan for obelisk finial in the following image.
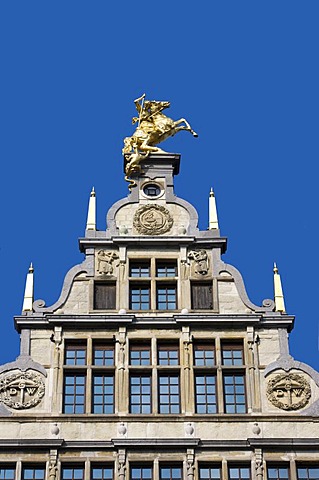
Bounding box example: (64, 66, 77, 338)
(273, 262, 286, 313)
(86, 187, 96, 231)
(209, 187, 219, 230)
(22, 262, 34, 312)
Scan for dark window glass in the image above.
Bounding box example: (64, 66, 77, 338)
(156, 261, 177, 277)
(92, 375, 114, 414)
(194, 344, 215, 366)
(143, 184, 161, 197)
(65, 344, 86, 366)
(199, 466, 222, 480)
(22, 468, 45, 480)
(191, 283, 213, 309)
(160, 466, 182, 480)
(223, 374, 246, 413)
(158, 344, 179, 365)
(63, 374, 86, 414)
(93, 344, 114, 366)
(131, 466, 153, 480)
(130, 262, 150, 277)
(195, 374, 217, 413)
(228, 466, 251, 480)
(130, 344, 151, 365)
(156, 285, 177, 310)
(130, 375, 152, 414)
(130, 284, 151, 310)
(0, 468, 15, 480)
(158, 375, 180, 414)
(94, 283, 116, 310)
(297, 466, 319, 480)
(61, 467, 84, 480)
(91, 465, 113, 480)
(268, 465, 290, 480)
(222, 343, 244, 366)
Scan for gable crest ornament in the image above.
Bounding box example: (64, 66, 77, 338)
(266, 372, 311, 411)
(133, 204, 173, 235)
(0, 369, 45, 409)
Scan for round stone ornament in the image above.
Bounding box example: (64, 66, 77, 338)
(133, 204, 173, 235)
(266, 372, 311, 411)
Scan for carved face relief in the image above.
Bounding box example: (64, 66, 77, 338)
(96, 250, 119, 276)
(188, 249, 209, 276)
(266, 372, 311, 410)
(0, 370, 45, 409)
(133, 204, 173, 235)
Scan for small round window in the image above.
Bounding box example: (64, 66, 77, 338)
(143, 183, 161, 197)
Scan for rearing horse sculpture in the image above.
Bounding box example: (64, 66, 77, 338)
(123, 94, 198, 189)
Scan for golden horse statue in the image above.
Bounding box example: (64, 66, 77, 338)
(123, 94, 198, 189)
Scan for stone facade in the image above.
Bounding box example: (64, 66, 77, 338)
(1, 153, 319, 480)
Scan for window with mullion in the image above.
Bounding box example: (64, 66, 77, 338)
(92, 374, 114, 414)
(65, 343, 87, 366)
(156, 261, 177, 277)
(222, 342, 244, 366)
(297, 466, 319, 480)
(61, 466, 84, 480)
(131, 465, 153, 480)
(267, 465, 290, 480)
(0, 467, 15, 480)
(63, 373, 86, 414)
(158, 374, 180, 414)
(130, 344, 151, 365)
(158, 344, 179, 365)
(91, 465, 113, 480)
(194, 343, 215, 366)
(93, 344, 114, 366)
(195, 374, 217, 413)
(199, 465, 222, 480)
(156, 284, 177, 310)
(130, 284, 151, 310)
(223, 373, 246, 413)
(22, 467, 46, 480)
(228, 466, 251, 480)
(130, 261, 150, 277)
(160, 465, 182, 480)
(130, 374, 152, 413)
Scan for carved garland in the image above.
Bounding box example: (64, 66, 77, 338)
(266, 372, 311, 411)
(133, 204, 173, 235)
(0, 370, 45, 409)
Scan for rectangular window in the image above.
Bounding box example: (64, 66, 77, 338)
(131, 466, 153, 480)
(65, 344, 86, 366)
(61, 467, 84, 480)
(93, 344, 114, 366)
(156, 261, 177, 277)
(228, 466, 251, 480)
(160, 466, 182, 480)
(297, 466, 319, 480)
(268, 465, 290, 480)
(63, 374, 86, 414)
(92, 375, 114, 414)
(130, 375, 152, 414)
(0, 468, 15, 480)
(22, 468, 45, 480)
(91, 465, 113, 480)
(195, 374, 217, 413)
(158, 374, 180, 414)
(199, 466, 222, 480)
(130, 284, 151, 310)
(156, 284, 177, 310)
(194, 343, 215, 366)
(222, 343, 244, 366)
(158, 344, 179, 365)
(94, 283, 116, 310)
(223, 374, 246, 413)
(130, 261, 150, 277)
(191, 282, 213, 309)
(130, 344, 151, 365)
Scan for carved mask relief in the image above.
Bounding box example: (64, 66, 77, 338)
(267, 372, 311, 410)
(0, 370, 45, 409)
(96, 250, 119, 276)
(188, 249, 209, 276)
(133, 204, 173, 235)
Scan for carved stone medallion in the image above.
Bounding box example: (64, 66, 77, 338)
(0, 370, 45, 409)
(133, 204, 173, 235)
(266, 372, 311, 410)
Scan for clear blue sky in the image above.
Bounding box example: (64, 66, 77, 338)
(0, 2, 318, 370)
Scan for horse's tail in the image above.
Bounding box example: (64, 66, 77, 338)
(125, 175, 137, 191)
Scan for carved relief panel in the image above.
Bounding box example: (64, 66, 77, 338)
(188, 249, 210, 277)
(133, 204, 173, 235)
(0, 369, 45, 409)
(96, 250, 119, 276)
(266, 372, 311, 411)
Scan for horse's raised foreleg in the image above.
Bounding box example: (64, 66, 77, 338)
(174, 118, 198, 137)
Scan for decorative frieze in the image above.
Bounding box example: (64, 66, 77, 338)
(0, 369, 45, 409)
(267, 372, 311, 410)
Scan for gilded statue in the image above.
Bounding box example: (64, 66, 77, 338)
(123, 94, 198, 189)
